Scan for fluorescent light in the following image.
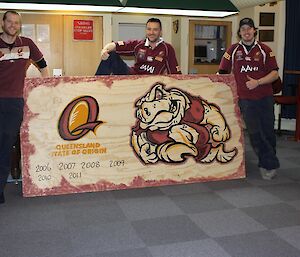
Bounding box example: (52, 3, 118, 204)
(0, 2, 237, 17)
(118, 7, 238, 17)
(0, 3, 123, 12)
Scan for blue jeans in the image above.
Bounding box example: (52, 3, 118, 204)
(239, 96, 280, 170)
(0, 98, 24, 194)
(95, 52, 130, 75)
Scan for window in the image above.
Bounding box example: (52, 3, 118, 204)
(193, 25, 227, 64)
(189, 20, 232, 74)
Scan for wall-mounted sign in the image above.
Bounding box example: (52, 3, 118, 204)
(73, 20, 93, 40)
(22, 75, 245, 197)
(259, 12, 275, 26)
(259, 30, 274, 42)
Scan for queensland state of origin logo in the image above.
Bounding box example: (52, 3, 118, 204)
(58, 96, 103, 141)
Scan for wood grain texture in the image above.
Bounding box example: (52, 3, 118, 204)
(21, 75, 245, 197)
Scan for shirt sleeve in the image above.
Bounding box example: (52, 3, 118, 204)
(28, 38, 43, 63)
(264, 45, 278, 72)
(115, 40, 141, 56)
(165, 44, 181, 74)
(219, 45, 235, 74)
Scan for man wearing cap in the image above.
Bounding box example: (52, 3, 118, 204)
(95, 18, 181, 75)
(218, 17, 280, 180)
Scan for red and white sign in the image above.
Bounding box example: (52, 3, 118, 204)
(73, 20, 93, 40)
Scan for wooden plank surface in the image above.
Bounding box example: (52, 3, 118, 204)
(21, 75, 245, 197)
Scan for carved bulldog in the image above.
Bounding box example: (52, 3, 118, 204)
(131, 83, 237, 164)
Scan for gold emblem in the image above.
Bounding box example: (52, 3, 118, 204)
(224, 52, 231, 60)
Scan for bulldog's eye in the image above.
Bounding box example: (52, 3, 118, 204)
(155, 90, 163, 100)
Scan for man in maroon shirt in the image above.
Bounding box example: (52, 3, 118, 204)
(95, 18, 181, 75)
(0, 10, 49, 204)
(219, 18, 280, 180)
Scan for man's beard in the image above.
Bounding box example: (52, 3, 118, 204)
(148, 36, 160, 43)
(242, 37, 255, 45)
(2, 26, 20, 37)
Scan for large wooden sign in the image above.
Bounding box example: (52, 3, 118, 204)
(21, 75, 245, 197)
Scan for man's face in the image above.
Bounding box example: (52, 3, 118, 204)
(240, 25, 255, 43)
(2, 13, 21, 37)
(146, 22, 161, 43)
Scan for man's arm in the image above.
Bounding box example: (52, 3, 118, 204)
(218, 44, 238, 74)
(246, 45, 279, 90)
(246, 70, 279, 90)
(100, 40, 141, 61)
(35, 58, 49, 77)
(39, 67, 49, 77)
(29, 39, 49, 77)
(100, 42, 116, 60)
(166, 44, 181, 74)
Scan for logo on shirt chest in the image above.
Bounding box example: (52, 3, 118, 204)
(155, 56, 163, 62)
(254, 51, 261, 61)
(240, 65, 259, 73)
(137, 49, 146, 60)
(236, 50, 243, 61)
(140, 64, 155, 73)
(147, 56, 154, 62)
(17, 47, 23, 56)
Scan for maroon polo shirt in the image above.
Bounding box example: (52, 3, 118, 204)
(0, 35, 43, 98)
(115, 38, 181, 75)
(219, 41, 278, 100)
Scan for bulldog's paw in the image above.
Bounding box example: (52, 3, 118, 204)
(210, 125, 230, 142)
(140, 143, 158, 164)
(157, 142, 198, 163)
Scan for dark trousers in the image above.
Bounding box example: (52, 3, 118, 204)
(0, 98, 24, 194)
(239, 96, 280, 170)
(95, 52, 130, 75)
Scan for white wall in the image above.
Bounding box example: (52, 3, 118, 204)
(110, 14, 172, 43)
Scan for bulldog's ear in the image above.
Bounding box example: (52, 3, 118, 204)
(148, 83, 164, 101)
(201, 100, 210, 108)
(153, 83, 164, 90)
(135, 98, 143, 106)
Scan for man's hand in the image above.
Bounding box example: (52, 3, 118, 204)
(100, 42, 116, 61)
(100, 49, 110, 60)
(246, 75, 259, 90)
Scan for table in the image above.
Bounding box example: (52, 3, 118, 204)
(284, 70, 300, 141)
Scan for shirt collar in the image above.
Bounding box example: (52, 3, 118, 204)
(239, 40, 258, 54)
(239, 40, 258, 46)
(145, 37, 164, 47)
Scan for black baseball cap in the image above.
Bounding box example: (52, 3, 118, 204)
(239, 18, 255, 29)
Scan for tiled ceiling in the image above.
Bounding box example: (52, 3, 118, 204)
(230, 0, 283, 9)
